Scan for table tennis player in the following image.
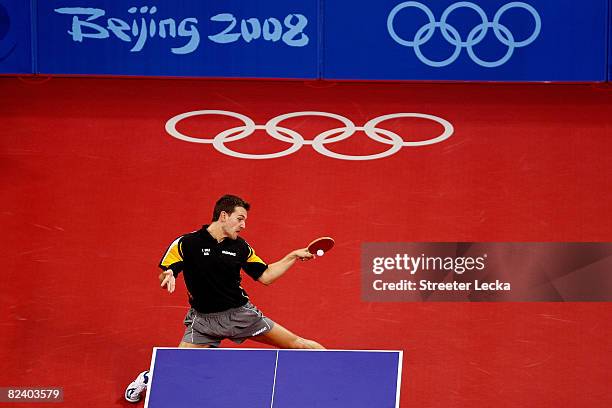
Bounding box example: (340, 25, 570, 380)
(124, 194, 324, 403)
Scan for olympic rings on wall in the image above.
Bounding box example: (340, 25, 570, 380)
(165, 110, 454, 161)
(387, 1, 541, 68)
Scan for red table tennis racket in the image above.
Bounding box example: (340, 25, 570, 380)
(307, 237, 335, 256)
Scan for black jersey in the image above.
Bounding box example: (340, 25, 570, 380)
(159, 225, 268, 313)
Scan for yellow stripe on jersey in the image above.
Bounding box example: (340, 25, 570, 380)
(246, 246, 265, 265)
(161, 237, 183, 268)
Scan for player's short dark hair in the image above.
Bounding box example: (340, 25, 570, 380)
(212, 194, 250, 221)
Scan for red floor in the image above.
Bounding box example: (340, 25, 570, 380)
(1, 77, 611, 407)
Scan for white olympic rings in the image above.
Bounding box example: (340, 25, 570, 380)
(165, 110, 454, 161)
(387, 1, 541, 68)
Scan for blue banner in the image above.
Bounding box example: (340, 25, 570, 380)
(36, 0, 318, 78)
(1, 1, 610, 81)
(323, 0, 609, 81)
(609, 0, 612, 81)
(0, 0, 32, 74)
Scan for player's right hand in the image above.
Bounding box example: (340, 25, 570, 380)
(295, 248, 315, 261)
(160, 270, 176, 293)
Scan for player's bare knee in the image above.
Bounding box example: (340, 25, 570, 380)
(292, 337, 325, 349)
(292, 337, 307, 349)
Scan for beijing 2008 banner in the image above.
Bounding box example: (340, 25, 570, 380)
(36, 0, 318, 78)
(323, 0, 608, 81)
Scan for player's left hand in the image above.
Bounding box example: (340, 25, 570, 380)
(160, 270, 176, 293)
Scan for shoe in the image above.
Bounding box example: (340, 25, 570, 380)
(124, 370, 149, 403)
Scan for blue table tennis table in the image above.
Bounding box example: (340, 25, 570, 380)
(144, 348, 402, 408)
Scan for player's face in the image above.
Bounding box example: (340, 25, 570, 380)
(221, 206, 247, 239)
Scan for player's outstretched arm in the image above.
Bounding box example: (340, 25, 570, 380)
(159, 270, 176, 293)
(258, 248, 313, 285)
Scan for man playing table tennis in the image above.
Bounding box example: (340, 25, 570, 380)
(125, 194, 324, 403)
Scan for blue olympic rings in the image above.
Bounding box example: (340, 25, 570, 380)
(387, 1, 541, 68)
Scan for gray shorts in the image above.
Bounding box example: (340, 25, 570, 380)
(182, 302, 275, 347)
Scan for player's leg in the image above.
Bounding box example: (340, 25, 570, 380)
(178, 341, 211, 348)
(125, 310, 217, 403)
(125, 343, 214, 402)
(230, 303, 323, 349)
(251, 322, 324, 349)
(125, 370, 150, 403)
